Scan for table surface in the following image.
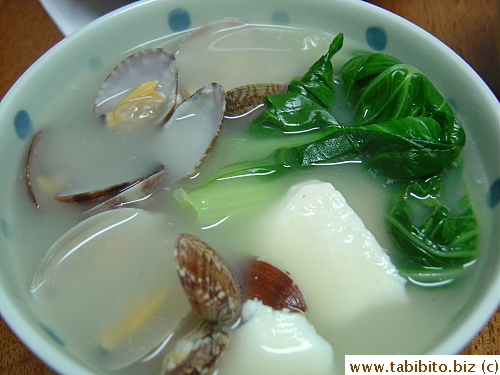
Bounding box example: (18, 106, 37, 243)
(0, 0, 499, 373)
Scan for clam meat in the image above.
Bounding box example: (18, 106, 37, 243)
(94, 48, 178, 128)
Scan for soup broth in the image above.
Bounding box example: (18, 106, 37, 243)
(6, 22, 491, 375)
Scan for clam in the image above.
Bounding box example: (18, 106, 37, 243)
(155, 83, 225, 185)
(225, 83, 286, 117)
(30, 208, 191, 370)
(174, 233, 241, 323)
(83, 166, 166, 216)
(24, 129, 45, 209)
(245, 257, 307, 313)
(174, 18, 246, 54)
(162, 322, 229, 375)
(94, 48, 178, 128)
(174, 18, 250, 97)
(163, 233, 241, 374)
(55, 165, 166, 205)
(174, 18, 332, 99)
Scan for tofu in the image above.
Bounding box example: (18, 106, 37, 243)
(257, 180, 408, 327)
(217, 299, 335, 375)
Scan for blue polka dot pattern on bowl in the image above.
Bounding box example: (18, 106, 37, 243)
(271, 10, 290, 25)
(14, 110, 33, 139)
(89, 57, 103, 71)
(40, 322, 65, 346)
(446, 97, 458, 112)
(168, 8, 191, 32)
(0, 219, 12, 239)
(366, 26, 387, 51)
(487, 178, 500, 208)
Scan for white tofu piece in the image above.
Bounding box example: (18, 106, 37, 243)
(217, 299, 335, 375)
(257, 180, 408, 327)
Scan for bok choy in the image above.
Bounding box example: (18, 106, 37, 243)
(174, 33, 478, 285)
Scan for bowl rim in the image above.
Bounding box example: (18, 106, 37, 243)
(0, 0, 498, 373)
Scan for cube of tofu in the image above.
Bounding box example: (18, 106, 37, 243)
(217, 299, 334, 375)
(257, 180, 408, 327)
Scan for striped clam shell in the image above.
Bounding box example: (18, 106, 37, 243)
(225, 83, 286, 117)
(162, 322, 229, 375)
(245, 257, 307, 313)
(174, 233, 241, 324)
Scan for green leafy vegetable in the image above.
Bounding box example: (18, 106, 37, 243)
(250, 47, 465, 180)
(174, 34, 478, 285)
(276, 116, 462, 179)
(339, 53, 477, 283)
(340, 53, 465, 146)
(386, 170, 478, 284)
(249, 33, 344, 135)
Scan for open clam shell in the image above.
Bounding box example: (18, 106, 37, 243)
(94, 48, 178, 128)
(174, 18, 246, 54)
(30, 208, 191, 370)
(84, 165, 166, 216)
(174, 233, 241, 324)
(155, 82, 225, 184)
(245, 257, 307, 313)
(54, 165, 166, 216)
(174, 18, 249, 97)
(55, 165, 165, 204)
(24, 129, 45, 209)
(174, 18, 333, 99)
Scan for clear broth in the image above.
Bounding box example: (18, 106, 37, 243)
(5, 23, 491, 374)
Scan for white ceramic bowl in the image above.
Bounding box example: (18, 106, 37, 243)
(0, 0, 498, 374)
